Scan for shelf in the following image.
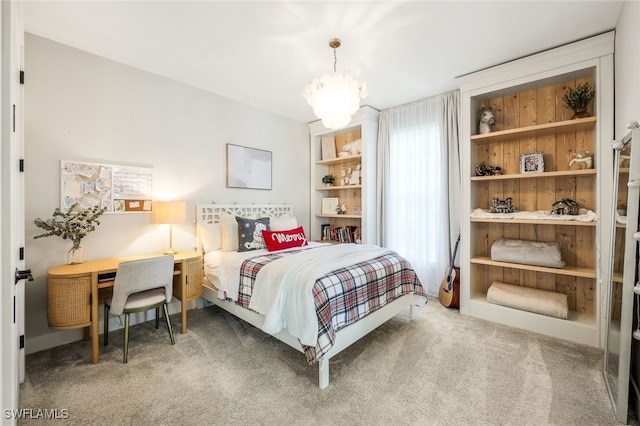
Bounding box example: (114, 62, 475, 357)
(471, 256, 596, 278)
(620, 168, 630, 174)
(316, 214, 362, 219)
(316, 185, 362, 191)
(470, 116, 596, 144)
(470, 217, 596, 226)
(315, 154, 362, 166)
(471, 168, 596, 181)
(613, 272, 624, 283)
(467, 297, 597, 346)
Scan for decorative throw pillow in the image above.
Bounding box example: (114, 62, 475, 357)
(236, 217, 270, 252)
(198, 223, 222, 252)
(269, 214, 298, 231)
(262, 226, 308, 252)
(221, 214, 239, 251)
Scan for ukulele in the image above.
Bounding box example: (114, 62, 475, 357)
(439, 235, 460, 309)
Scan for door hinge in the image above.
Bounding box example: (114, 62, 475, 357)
(19, 247, 24, 260)
(20, 70, 24, 85)
(19, 159, 24, 172)
(19, 335, 24, 349)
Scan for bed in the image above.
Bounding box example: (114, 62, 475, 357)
(196, 203, 427, 389)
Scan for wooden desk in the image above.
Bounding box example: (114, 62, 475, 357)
(47, 251, 203, 364)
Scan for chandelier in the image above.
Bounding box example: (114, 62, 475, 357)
(302, 38, 367, 130)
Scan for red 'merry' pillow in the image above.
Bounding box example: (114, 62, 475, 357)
(262, 226, 308, 252)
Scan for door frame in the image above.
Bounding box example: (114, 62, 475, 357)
(1, 0, 25, 422)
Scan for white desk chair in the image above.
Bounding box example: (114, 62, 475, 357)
(104, 255, 175, 363)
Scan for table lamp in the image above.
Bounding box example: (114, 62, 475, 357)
(154, 201, 186, 254)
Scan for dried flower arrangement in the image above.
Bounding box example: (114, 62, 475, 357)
(34, 204, 106, 250)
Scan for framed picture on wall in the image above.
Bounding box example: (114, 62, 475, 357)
(321, 197, 339, 214)
(226, 144, 272, 190)
(520, 152, 544, 174)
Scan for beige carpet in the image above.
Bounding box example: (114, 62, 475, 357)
(19, 297, 626, 425)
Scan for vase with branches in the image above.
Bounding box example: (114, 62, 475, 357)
(34, 203, 107, 264)
(562, 82, 595, 119)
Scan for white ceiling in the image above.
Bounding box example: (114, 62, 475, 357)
(23, 1, 623, 124)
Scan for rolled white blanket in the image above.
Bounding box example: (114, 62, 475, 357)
(491, 238, 565, 268)
(487, 281, 568, 319)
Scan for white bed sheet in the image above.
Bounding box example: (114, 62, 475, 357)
(203, 242, 330, 301)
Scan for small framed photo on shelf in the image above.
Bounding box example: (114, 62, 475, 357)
(353, 206, 362, 216)
(520, 152, 544, 174)
(321, 197, 339, 214)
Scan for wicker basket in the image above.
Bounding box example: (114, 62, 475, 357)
(47, 275, 91, 329)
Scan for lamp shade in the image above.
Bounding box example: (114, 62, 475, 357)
(154, 201, 186, 224)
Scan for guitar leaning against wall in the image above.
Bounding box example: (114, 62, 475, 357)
(439, 235, 460, 309)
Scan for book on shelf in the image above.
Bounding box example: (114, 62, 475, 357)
(322, 225, 359, 243)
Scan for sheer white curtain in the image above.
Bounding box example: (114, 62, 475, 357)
(376, 91, 460, 295)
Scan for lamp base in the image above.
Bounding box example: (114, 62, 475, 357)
(164, 247, 178, 255)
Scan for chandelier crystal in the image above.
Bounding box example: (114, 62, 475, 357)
(303, 38, 367, 130)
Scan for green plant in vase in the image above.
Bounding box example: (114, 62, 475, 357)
(34, 203, 107, 264)
(562, 82, 595, 119)
(322, 175, 335, 187)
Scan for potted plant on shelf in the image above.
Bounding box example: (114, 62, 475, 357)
(322, 174, 335, 187)
(34, 203, 107, 264)
(562, 82, 595, 119)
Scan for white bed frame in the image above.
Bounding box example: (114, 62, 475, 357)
(196, 204, 426, 389)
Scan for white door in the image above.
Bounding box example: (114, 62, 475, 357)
(1, 0, 26, 422)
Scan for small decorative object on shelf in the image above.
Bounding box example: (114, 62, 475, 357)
(33, 203, 107, 264)
(475, 161, 502, 176)
(551, 198, 580, 215)
(568, 151, 593, 169)
(322, 174, 335, 186)
(336, 204, 347, 214)
(478, 105, 495, 134)
(490, 197, 515, 214)
(562, 82, 594, 119)
(341, 139, 362, 156)
(520, 152, 544, 173)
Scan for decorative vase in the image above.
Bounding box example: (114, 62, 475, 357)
(67, 246, 84, 264)
(571, 110, 591, 119)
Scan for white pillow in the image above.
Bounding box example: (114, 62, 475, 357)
(198, 223, 222, 252)
(221, 214, 239, 251)
(270, 215, 298, 231)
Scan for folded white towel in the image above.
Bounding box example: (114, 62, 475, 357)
(491, 238, 565, 268)
(470, 208, 597, 222)
(487, 281, 568, 319)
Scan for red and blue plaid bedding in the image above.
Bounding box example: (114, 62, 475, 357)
(234, 246, 426, 363)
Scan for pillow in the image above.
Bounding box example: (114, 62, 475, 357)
(221, 214, 239, 251)
(270, 214, 298, 231)
(236, 217, 270, 252)
(262, 226, 308, 252)
(198, 223, 222, 252)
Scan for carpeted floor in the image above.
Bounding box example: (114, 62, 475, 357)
(19, 297, 631, 425)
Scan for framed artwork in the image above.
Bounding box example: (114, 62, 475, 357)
(520, 152, 544, 174)
(226, 144, 272, 190)
(322, 197, 339, 214)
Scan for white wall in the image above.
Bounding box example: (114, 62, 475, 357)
(24, 33, 310, 353)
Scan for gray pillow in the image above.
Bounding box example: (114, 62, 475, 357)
(236, 217, 270, 252)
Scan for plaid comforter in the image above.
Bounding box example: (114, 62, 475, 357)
(234, 246, 426, 363)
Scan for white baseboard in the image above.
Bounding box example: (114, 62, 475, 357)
(26, 298, 197, 355)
